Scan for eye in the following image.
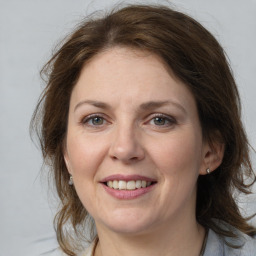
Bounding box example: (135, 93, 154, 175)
(90, 116, 104, 125)
(148, 114, 176, 127)
(152, 117, 168, 125)
(81, 114, 107, 127)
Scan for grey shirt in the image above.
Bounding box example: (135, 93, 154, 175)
(204, 228, 256, 256)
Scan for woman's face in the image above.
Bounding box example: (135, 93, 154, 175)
(64, 47, 210, 235)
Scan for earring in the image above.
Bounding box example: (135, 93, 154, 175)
(68, 175, 73, 185)
(206, 168, 211, 175)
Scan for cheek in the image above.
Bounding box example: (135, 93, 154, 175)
(66, 132, 107, 177)
(149, 130, 203, 177)
(149, 131, 203, 212)
(65, 133, 108, 213)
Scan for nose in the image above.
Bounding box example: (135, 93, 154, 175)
(109, 125, 145, 163)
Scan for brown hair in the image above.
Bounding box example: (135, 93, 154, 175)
(31, 4, 256, 255)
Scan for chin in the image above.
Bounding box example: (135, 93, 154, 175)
(106, 222, 151, 235)
(97, 209, 156, 235)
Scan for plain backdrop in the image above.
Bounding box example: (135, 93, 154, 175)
(0, 0, 255, 255)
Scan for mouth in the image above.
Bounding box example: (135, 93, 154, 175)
(103, 180, 156, 190)
(100, 175, 157, 200)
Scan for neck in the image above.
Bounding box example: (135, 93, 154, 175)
(94, 216, 205, 256)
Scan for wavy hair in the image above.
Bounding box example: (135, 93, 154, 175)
(31, 4, 256, 255)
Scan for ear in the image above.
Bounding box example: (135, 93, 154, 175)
(63, 147, 73, 175)
(199, 138, 225, 175)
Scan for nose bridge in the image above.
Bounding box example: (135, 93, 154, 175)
(109, 119, 144, 162)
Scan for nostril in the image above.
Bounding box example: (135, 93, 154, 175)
(111, 155, 119, 161)
(109, 135, 145, 162)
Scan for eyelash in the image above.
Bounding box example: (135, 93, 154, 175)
(147, 113, 176, 127)
(80, 113, 177, 128)
(81, 114, 107, 127)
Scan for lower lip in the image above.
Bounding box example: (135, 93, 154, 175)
(102, 183, 156, 200)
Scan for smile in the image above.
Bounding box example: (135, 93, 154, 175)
(101, 175, 157, 199)
(105, 180, 153, 190)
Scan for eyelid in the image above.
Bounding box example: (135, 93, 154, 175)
(148, 113, 176, 120)
(80, 113, 108, 126)
(146, 113, 177, 126)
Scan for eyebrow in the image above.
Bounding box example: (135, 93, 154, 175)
(74, 100, 111, 112)
(139, 100, 186, 113)
(74, 100, 186, 114)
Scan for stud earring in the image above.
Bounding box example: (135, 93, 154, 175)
(68, 176, 73, 185)
(206, 168, 211, 175)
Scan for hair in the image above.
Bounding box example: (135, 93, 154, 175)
(31, 4, 256, 255)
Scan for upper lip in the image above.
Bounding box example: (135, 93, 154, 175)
(100, 174, 157, 183)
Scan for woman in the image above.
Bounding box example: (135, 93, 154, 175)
(32, 4, 256, 256)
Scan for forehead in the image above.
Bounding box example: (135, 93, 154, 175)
(70, 47, 196, 111)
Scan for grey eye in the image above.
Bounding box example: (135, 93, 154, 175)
(91, 117, 104, 125)
(153, 117, 168, 125)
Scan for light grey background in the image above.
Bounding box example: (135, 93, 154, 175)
(0, 0, 255, 255)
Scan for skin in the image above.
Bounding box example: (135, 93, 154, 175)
(64, 47, 224, 256)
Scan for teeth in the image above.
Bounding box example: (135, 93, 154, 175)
(127, 180, 136, 190)
(118, 180, 126, 190)
(107, 181, 113, 188)
(112, 180, 119, 189)
(135, 180, 141, 189)
(106, 180, 153, 190)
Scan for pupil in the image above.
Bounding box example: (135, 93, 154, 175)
(154, 117, 165, 125)
(93, 117, 103, 125)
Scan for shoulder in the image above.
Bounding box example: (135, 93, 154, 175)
(224, 232, 256, 256)
(204, 227, 256, 256)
